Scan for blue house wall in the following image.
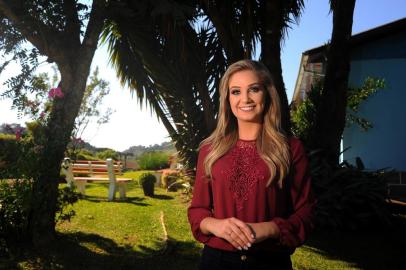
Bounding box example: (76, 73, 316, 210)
(342, 30, 406, 170)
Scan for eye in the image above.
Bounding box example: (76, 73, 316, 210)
(230, 89, 240, 95)
(249, 86, 261, 93)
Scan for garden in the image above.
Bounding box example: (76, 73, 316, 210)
(1, 1, 406, 269)
(1, 172, 405, 270)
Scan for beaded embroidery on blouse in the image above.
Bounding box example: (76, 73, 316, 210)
(226, 140, 264, 211)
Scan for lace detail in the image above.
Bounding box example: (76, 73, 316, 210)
(226, 140, 264, 211)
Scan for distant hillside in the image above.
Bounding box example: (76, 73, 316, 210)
(1, 123, 175, 158)
(81, 140, 176, 157)
(123, 141, 176, 158)
(0, 123, 175, 158)
(70, 141, 114, 154)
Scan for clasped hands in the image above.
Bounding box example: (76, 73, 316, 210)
(200, 217, 280, 250)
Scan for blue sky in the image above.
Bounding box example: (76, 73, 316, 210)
(1, 0, 405, 151)
(282, 0, 406, 100)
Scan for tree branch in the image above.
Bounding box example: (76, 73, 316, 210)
(0, 0, 65, 59)
(82, 0, 107, 55)
(63, 0, 81, 41)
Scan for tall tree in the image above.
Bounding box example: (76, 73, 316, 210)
(103, 0, 222, 169)
(0, 0, 107, 247)
(310, 0, 356, 164)
(104, 0, 305, 169)
(260, 0, 304, 133)
(200, 0, 305, 133)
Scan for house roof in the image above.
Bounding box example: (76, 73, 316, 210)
(292, 17, 406, 105)
(303, 17, 406, 56)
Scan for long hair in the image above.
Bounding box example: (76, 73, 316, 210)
(200, 59, 290, 188)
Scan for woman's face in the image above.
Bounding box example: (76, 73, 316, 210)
(228, 70, 266, 124)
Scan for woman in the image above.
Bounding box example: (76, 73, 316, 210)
(188, 60, 316, 270)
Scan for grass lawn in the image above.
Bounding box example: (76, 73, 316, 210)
(3, 170, 406, 269)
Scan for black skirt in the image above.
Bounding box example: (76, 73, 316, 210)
(199, 245, 293, 270)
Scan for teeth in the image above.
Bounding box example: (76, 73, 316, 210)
(240, 106, 254, 111)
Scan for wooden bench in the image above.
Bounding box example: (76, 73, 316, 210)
(61, 158, 132, 201)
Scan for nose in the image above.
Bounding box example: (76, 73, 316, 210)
(241, 90, 252, 103)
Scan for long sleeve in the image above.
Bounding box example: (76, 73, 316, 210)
(272, 138, 316, 249)
(187, 144, 213, 244)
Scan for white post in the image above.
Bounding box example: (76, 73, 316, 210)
(75, 181, 87, 195)
(116, 161, 123, 174)
(118, 183, 127, 199)
(153, 171, 163, 187)
(106, 158, 116, 201)
(62, 158, 74, 188)
(88, 161, 93, 176)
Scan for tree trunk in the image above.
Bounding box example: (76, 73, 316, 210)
(312, 0, 356, 165)
(29, 54, 95, 247)
(260, 0, 291, 135)
(0, 0, 106, 248)
(200, 0, 245, 63)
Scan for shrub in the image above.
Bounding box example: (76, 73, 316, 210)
(0, 133, 15, 140)
(0, 179, 32, 240)
(161, 171, 194, 198)
(1, 131, 79, 239)
(96, 149, 119, 160)
(0, 134, 39, 180)
(174, 171, 194, 200)
(55, 186, 79, 223)
(138, 173, 157, 186)
(291, 77, 385, 144)
(66, 148, 98, 161)
(290, 78, 390, 230)
(138, 151, 169, 170)
(0, 180, 79, 240)
(0, 135, 21, 178)
(76, 149, 98, 161)
(162, 172, 180, 189)
(139, 173, 156, 196)
(309, 152, 392, 230)
(0, 117, 82, 245)
(291, 82, 321, 145)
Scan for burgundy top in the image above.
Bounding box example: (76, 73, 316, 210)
(187, 137, 316, 254)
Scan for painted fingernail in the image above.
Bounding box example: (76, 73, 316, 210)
(238, 247, 242, 250)
(243, 246, 248, 250)
(251, 234, 255, 239)
(247, 243, 251, 247)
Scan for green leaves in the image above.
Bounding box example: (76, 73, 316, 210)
(291, 77, 386, 142)
(0, 179, 80, 238)
(137, 151, 170, 170)
(101, 2, 216, 170)
(55, 186, 79, 223)
(138, 172, 157, 185)
(309, 152, 392, 230)
(96, 149, 119, 161)
(291, 81, 322, 145)
(0, 179, 32, 239)
(346, 77, 386, 131)
(74, 66, 113, 139)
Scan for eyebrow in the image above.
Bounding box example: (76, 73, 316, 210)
(229, 83, 261, 89)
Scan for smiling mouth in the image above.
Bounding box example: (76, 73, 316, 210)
(239, 106, 255, 111)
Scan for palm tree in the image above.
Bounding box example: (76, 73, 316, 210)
(200, 0, 305, 133)
(103, 0, 221, 169)
(310, 0, 357, 165)
(104, 0, 305, 169)
(259, 0, 305, 133)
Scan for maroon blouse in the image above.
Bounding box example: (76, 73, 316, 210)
(187, 137, 316, 254)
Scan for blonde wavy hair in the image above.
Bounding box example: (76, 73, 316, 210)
(200, 59, 291, 188)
